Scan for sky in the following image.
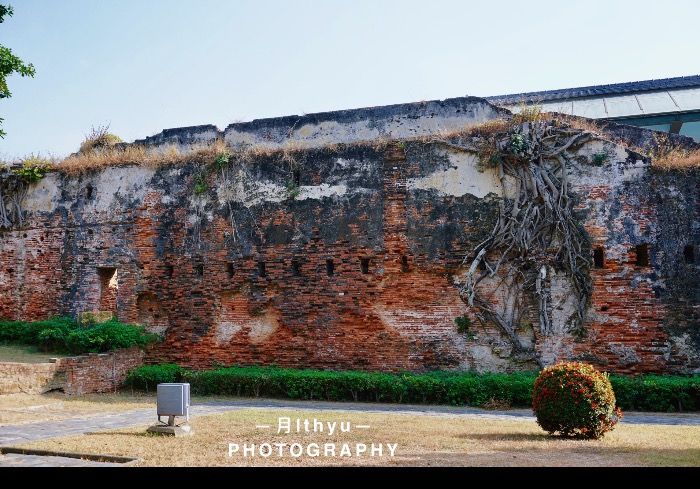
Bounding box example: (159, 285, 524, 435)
(1, 0, 700, 160)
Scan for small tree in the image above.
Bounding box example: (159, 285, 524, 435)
(78, 124, 123, 153)
(0, 4, 36, 138)
(532, 362, 623, 439)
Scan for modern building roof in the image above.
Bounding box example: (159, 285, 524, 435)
(485, 74, 700, 106)
(484, 75, 700, 141)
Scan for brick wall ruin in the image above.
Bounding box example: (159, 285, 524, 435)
(0, 97, 698, 375)
(0, 346, 144, 395)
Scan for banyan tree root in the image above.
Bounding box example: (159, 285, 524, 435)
(433, 118, 597, 358)
(0, 170, 29, 229)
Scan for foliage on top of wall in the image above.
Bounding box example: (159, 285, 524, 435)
(78, 124, 123, 154)
(12, 155, 52, 183)
(0, 154, 54, 229)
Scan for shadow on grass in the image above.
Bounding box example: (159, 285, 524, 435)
(456, 432, 549, 441)
(85, 431, 153, 437)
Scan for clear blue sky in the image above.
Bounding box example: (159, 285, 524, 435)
(2, 0, 699, 160)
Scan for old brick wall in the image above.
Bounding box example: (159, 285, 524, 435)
(0, 361, 64, 395)
(0, 347, 143, 395)
(1, 97, 698, 375)
(54, 346, 145, 396)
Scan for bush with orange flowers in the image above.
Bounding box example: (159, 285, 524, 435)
(532, 362, 623, 439)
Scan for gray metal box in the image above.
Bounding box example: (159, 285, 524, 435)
(156, 383, 190, 420)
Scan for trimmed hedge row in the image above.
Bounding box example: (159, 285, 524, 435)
(124, 365, 536, 406)
(123, 364, 700, 412)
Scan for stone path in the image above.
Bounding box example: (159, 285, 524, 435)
(2, 398, 700, 467)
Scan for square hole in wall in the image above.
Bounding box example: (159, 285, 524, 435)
(684, 245, 695, 264)
(97, 267, 118, 312)
(326, 259, 335, 277)
(401, 255, 409, 273)
(360, 257, 370, 274)
(258, 262, 266, 278)
(291, 259, 301, 277)
(593, 248, 605, 268)
(635, 244, 650, 267)
(227, 263, 235, 279)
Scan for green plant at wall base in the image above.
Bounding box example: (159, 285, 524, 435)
(121, 364, 700, 412)
(194, 174, 208, 195)
(0, 317, 160, 354)
(124, 364, 185, 392)
(532, 362, 623, 440)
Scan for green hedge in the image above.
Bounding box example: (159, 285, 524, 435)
(123, 364, 700, 412)
(125, 365, 540, 407)
(610, 375, 700, 412)
(0, 317, 160, 355)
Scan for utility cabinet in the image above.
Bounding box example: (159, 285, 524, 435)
(156, 383, 190, 425)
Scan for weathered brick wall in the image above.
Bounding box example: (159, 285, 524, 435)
(0, 361, 64, 395)
(1, 98, 698, 375)
(0, 347, 143, 395)
(54, 346, 145, 396)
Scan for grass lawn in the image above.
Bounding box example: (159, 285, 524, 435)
(1, 392, 699, 467)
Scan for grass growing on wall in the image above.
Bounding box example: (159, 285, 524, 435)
(3, 112, 698, 178)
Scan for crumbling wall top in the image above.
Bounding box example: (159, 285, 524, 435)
(130, 96, 512, 152)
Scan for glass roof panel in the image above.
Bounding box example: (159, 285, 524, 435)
(540, 100, 573, 115)
(636, 92, 679, 114)
(668, 88, 700, 111)
(571, 98, 608, 119)
(604, 95, 644, 118)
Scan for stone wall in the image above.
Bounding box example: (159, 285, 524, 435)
(0, 361, 63, 395)
(1, 96, 698, 375)
(0, 347, 144, 396)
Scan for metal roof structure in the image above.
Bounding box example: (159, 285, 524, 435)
(484, 75, 700, 141)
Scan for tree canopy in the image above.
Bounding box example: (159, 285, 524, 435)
(0, 4, 35, 138)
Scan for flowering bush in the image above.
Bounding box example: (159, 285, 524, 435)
(532, 362, 623, 439)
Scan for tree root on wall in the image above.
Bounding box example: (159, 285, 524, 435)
(431, 117, 598, 365)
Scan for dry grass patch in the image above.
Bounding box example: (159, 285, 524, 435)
(652, 147, 700, 171)
(57, 140, 229, 176)
(0, 392, 155, 426)
(11, 402, 700, 467)
(511, 104, 550, 125)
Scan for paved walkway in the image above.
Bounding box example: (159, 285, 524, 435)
(2, 398, 700, 467)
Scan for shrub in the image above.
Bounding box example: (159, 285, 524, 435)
(0, 317, 160, 355)
(12, 155, 53, 183)
(124, 364, 186, 392)
(532, 362, 623, 439)
(64, 319, 160, 354)
(79, 124, 123, 154)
